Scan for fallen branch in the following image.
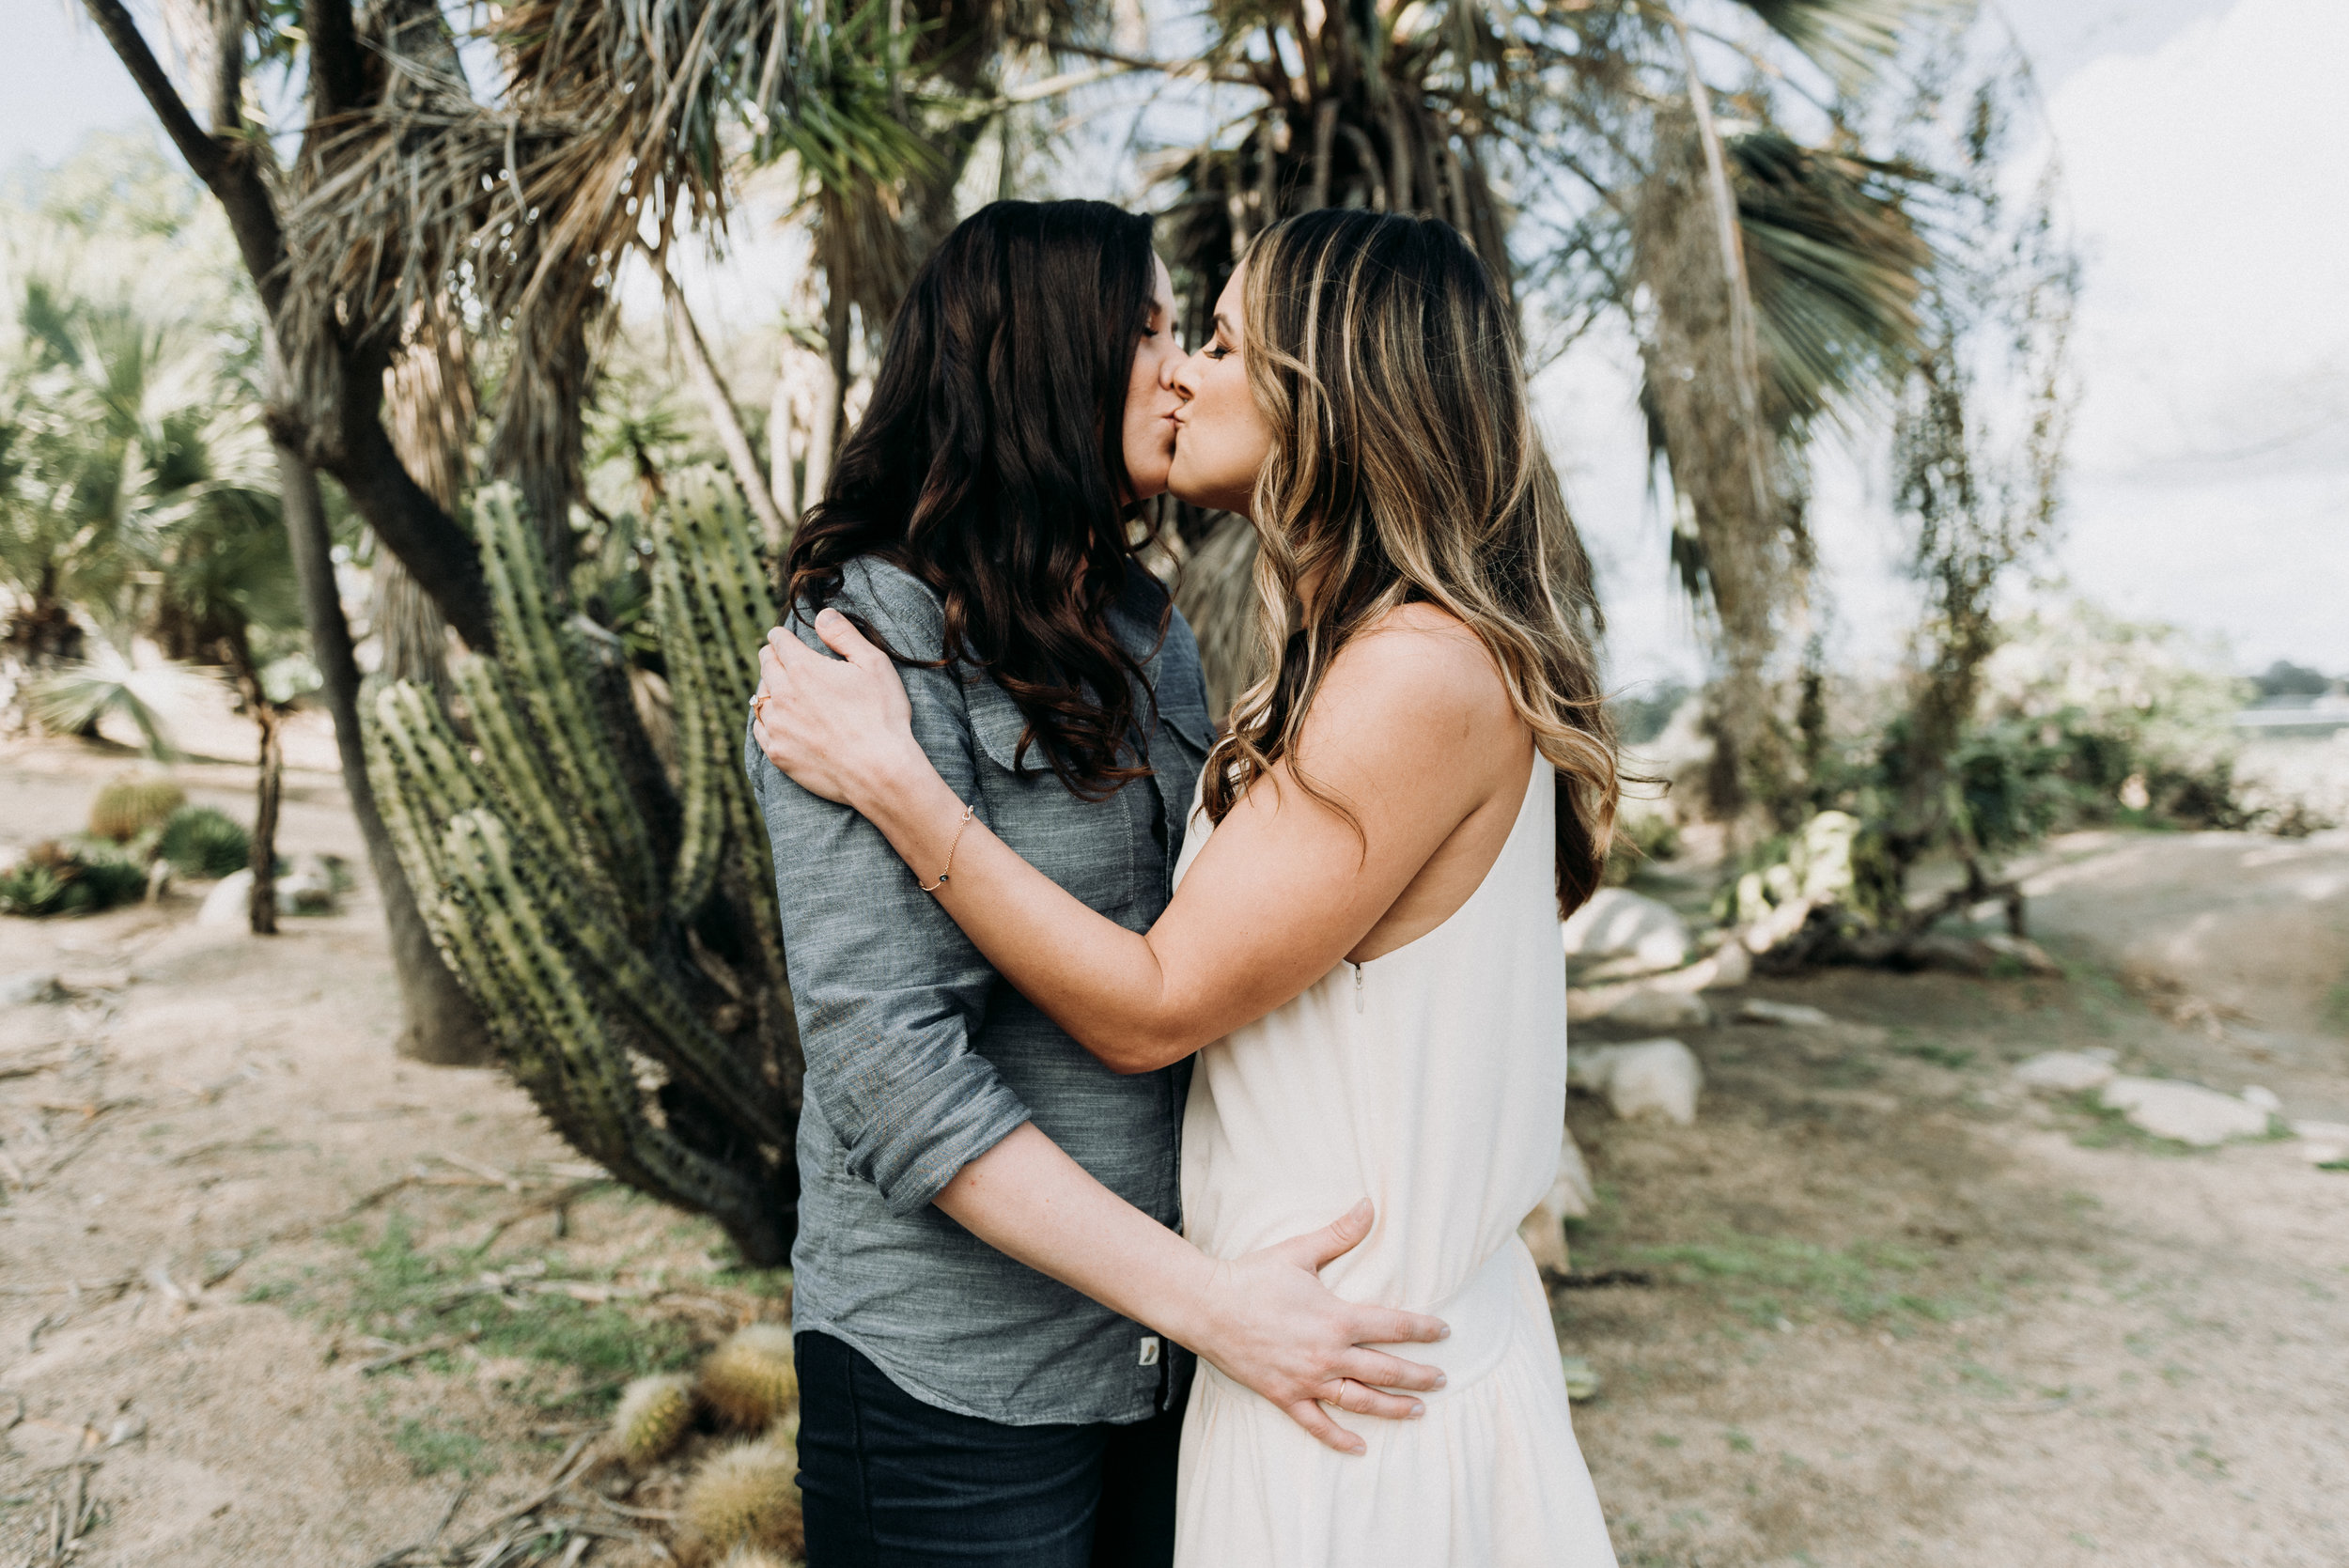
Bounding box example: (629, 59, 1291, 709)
(466, 1178, 614, 1254)
(1551, 1268, 1655, 1290)
(359, 1329, 482, 1374)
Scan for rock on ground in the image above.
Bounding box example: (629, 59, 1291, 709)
(1605, 989, 1713, 1031)
(2013, 1049, 2119, 1094)
(2100, 1076, 2275, 1145)
(1518, 1127, 1596, 1272)
(1739, 999, 1835, 1029)
(1562, 888, 1688, 969)
(2291, 1119, 2349, 1165)
(197, 865, 342, 927)
(0, 970, 66, 1006)
(1980, 932, 2063, 974)
(1571, 1038, 1703, 1126)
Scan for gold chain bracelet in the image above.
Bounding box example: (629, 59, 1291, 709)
(917, 803, 978, 893)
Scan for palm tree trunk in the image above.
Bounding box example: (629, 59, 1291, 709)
(247, 701, 282, 936)
(272, 434, 495, 1064)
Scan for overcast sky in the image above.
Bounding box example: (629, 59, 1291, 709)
(9, 0, 2340, 684)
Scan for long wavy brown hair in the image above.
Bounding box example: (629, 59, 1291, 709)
(785, 200, 1165, 798)
(1201, 209, 1621, 915)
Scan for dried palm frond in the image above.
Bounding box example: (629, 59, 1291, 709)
(276, 0, 927, 479)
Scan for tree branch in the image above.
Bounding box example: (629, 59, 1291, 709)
(209, 0, 247, 132)
(661, 265, 793, 550)
(331, 350, 497, 650)
(305, 0, 370, 116)
(86, 0, 495, 654)
(78, 0, 223, 184)
(81, 0, 288, 322)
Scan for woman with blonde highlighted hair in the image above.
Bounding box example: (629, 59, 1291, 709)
(754, 208, 1621, 1564)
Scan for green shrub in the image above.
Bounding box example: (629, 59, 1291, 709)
(0, 838, 149, 917)
(1965, 602, 2254, 839)
(157, 804, 251, 877)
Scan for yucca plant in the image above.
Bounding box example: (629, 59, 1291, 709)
(364, 471, 801, 1265)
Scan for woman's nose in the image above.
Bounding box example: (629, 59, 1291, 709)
(1170, 349, 1202, 400)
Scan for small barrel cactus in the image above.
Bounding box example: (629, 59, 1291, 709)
(88, 773, 186, 844)
(698, 1323, 799, 1431)
(677, 1439, 804, 1566)
(612, 1371, 699, 1468)
(717, 1548, 798, 1568)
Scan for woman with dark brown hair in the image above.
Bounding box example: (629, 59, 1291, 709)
(746, 200, 1447, 1568)
(756, 208, 1618, 1563)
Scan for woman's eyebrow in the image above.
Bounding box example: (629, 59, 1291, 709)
(1212, 311, 1236, 339)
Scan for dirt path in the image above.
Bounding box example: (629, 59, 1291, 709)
(3, 730, 2345, 1566)
(1562, 959, 2349, 1567)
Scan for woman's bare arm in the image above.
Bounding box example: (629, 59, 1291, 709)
(931, 1124, 1449, 1454)
(753, 604, 1526, 1071)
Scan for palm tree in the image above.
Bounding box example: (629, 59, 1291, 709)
(1114, 0, 2012, 838)
(1, 260, 316, 934)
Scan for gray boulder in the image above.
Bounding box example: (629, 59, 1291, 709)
(2013, 1049, 2118, 1094)
(1572, 1038, 1703, 1125)
(1739, 999, 1835, 1029)
(1605, 988, 1713, 1031)
(1517, 1127, 1596, 1273)
(2101, 1077, 2274, 1145)
(0, 971, 66, 1006)
(1562, 889, 1688, 970)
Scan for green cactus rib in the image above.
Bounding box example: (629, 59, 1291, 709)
(474, 487, 658, 913)
(463, 800, 788, 1148)
(365, 681, 485, 899)
(671, 471, 774, 717)
(657, 545, 725, 924)
(655, 473, 794, 1008)
(443, 811, 768, 1218)
(719, 758, 789, 991)
(358, 473, 801, 1263)
(366, 688, 778, 1158)
(449, 651, 630, 918)
(655, 471, 786, 939)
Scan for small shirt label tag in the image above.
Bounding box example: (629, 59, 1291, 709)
(1138, 1335, 1161, 1367)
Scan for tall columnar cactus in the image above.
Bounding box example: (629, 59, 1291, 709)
(365, 471, 801, 1265)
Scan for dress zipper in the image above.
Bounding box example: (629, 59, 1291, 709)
(1352, 962, 1365, 1014)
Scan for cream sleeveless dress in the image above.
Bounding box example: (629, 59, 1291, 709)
(1170, 755, 1616, 1566)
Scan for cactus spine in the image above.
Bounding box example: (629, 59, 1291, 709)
(362, 472, 801, 1264)
(677, 1439, 805, 1566)
(698, 1322, 801, 1432)
(613, 1372, 700, 1468)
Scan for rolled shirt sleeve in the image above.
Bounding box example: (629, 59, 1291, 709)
(745, 562, 1031, 1218)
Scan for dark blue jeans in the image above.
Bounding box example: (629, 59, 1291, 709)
(794, 1331, 1181, 1567)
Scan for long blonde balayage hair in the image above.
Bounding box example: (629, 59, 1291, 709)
(1201, 209, 1620, 916)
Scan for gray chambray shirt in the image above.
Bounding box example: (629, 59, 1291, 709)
(744, 554, 1213, 1427)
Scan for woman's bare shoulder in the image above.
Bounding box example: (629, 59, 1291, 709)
(1293, 602, 1520, 790)
(1321, 602, 1511, 720)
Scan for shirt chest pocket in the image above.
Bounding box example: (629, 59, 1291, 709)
(964, 681, 1141, 915)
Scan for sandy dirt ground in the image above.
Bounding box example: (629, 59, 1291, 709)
(3, 713, 2346, 1567)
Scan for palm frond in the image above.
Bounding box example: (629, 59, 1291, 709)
(1732, 130, 1931, 428)
(27, 644, 225, 759)
(1729, 0, 1937, 91)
